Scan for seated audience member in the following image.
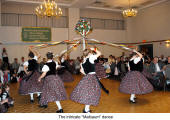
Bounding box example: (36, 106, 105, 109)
(114, 57, 121, 80)
(0, 69, 3, 84)
(0, 59, 3, 70)
(2, 84, 14, 107)
(2, 48, 9, 64)
(165, 56, 170, 87)
(0, 87, 9, 113)
(17, 57, 25, 80)
(108, 55, 116, 77)
(10, 69, 18, 83)
(119, 56, 127, 78)
(3, 68, 10, 84)
(11, 58, 20, 72)
(160, 54, 167, 63)
(149, 56, 166, 90)
(103, 60, 111, 75)
(39, 58, 46, 73)
(69, 60, 75, 74)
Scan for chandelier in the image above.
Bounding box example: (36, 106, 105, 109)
(35, 0, 62, 18)
(122, 0, 138, 17)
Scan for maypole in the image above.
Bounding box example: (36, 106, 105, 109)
(75, 18, 92, 50)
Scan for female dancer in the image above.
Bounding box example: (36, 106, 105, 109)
(95, 58, 107, 80)
(38, 52, 67, 113)
(70, 48, 109, 113)
(19, 47, 42, 103)
(119, 49, 153, 103)
(58, 55, 74, 82)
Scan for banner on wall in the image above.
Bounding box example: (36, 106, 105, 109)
(21, 27, 51, 42)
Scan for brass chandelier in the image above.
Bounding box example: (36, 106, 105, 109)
(35, 0, 62, 18)
(122, 0, 138, 17)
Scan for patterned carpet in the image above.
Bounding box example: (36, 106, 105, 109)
(8, 75, 170, 113)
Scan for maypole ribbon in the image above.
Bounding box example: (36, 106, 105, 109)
(59, 40, 81, 56)
(86, 38, 133, 51)
(32, 38, 82, 49)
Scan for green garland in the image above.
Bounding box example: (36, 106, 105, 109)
(75, 19, 93, 37)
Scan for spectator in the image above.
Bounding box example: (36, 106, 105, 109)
(74, 57, 81, 74)
(0, 59, 3, 70)
(17, 57, 25, 80)
(160, 54, 167, 63)
(2, 84, 14, 107)
(2, 48, 9, 64)
(39, 58, 46, 72)
(0, 87, 9, 113)
(11, 58, 20, 72)
(165, 56, 170, 85)
(149, 57, 166, 90)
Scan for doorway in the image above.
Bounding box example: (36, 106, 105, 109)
(139, 44, 153, 59)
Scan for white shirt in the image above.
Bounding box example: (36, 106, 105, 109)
(23, 56, 38, 67)
(2, 52, 8, 57)
(61, 57, 65, 63)
(155, 63, 161, 72)
(0, 70, 4, 83)
(130, 57, 141, 64)
(89, 55, 98, 64)
(42, 60, 59, 72)
(17, 62, 25, 73)
(128, 57, 143, 68)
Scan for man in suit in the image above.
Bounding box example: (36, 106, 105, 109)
(149, 56, 166, 89)
(165, 56, 170, 79)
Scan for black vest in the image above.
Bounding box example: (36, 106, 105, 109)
(82, 58, 95, 74)
(28, 59, 38, 71)
(129, 59, 143, 72)
(46, 61, 56, 77)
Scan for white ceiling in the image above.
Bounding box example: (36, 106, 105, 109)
(3, 0, 169, 12)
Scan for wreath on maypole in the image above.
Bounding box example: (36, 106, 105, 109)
(75, 19, 93, 37)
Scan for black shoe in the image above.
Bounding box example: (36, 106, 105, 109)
(30, 100, 34, 103)
(56, 109, 63, 113)
(39, 105, 48, 108)
(83, 109, 91, 113)
(9, 104, 14, 107)
(129, 99, 136, 103)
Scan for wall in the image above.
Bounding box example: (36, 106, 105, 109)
(0, 26, 68, 63)
(0, 2, 127, 62)
(80, 9, 123, 20)
(127, 0, 170, 57)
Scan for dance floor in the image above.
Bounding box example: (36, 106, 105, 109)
(8, 75, 170, 113)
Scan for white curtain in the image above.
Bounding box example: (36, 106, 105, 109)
(19, 14, 36, 26)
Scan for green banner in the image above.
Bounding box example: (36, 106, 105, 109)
(22, 27, 51, 42)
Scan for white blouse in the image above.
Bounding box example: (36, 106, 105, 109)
(23, 56, 38, 67)
(42, 60, 59, 72)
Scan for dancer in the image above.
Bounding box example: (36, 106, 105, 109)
(58, 55, 74, 82)
(70, 48, 109, 113)
(119, 49, 153, 103)
(19, 47, 42, 103)
(95, 58, 107, 79)
(38, 52, 67, 113)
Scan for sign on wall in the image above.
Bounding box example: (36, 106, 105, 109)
(22, 27, 51, 42)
